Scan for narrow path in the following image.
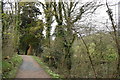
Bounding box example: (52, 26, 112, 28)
(16, 55, 50, 78)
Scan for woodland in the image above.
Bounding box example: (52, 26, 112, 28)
(1, 0, 120, 78)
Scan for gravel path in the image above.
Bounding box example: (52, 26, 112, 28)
(16, 55, 50, 78)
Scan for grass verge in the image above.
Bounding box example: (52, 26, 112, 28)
(2, 54, 23, 78)
(33, 56, 61, 78)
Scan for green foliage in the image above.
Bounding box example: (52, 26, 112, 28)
(2, 54, 23, 78)
(2, 12, 19, 58)
(71, 32, 117, 78)
(2, 13, 13, 31)
(19, 2, 41, 30)
(18, 2, 44, 55)
(42, 45, 63, 68)
(33, 56, 61, 78)
(19, 34, 39, 51)
(2, 1, 119, 78)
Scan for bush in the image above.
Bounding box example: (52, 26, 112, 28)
(41, 47, 62, 68)
(2, 54, 23, 78)
(33, 56, 61, 78)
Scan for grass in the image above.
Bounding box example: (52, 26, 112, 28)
(2, 54, 23, 78)
(33, 56, 61, 78)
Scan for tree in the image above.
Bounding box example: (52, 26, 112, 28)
(18, 2, 43, 55)
(44, 1, 53, 48)
(2, 0, 20, 58)
(52, 0, 101, 77)
(106, 1, 120, 77)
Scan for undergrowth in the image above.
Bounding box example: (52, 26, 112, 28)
(2, 54, 22, 78)
(33, 56, 61, 78)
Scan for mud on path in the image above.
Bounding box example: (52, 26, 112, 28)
(16, 55, 50, 78)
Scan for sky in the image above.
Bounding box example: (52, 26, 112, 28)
(3, 0, 120, 23)
(2, 0, 120, 35)
(37, 0, 120, 35)
(71, 0, 120, 32)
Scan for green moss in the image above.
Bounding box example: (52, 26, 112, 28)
(33, 56, 61, 78)
(0, 61, 2, 79)
(2, 54, 23, 78)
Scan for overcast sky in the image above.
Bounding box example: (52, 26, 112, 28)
(2, 0, 120, 35)
(70, 0, 120, 32)
(36, 0, 120, 35)
(3, 0, 120, 23)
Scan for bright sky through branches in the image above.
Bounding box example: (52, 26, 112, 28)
(2, 0, 120, 35)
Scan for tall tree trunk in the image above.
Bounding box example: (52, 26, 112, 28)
(65, 47, 72, 77)
(117, 47, 120, 77)
(106, 2, 120, 77)
(44, 2, 53, 48)
(1, 1, 4, 33)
